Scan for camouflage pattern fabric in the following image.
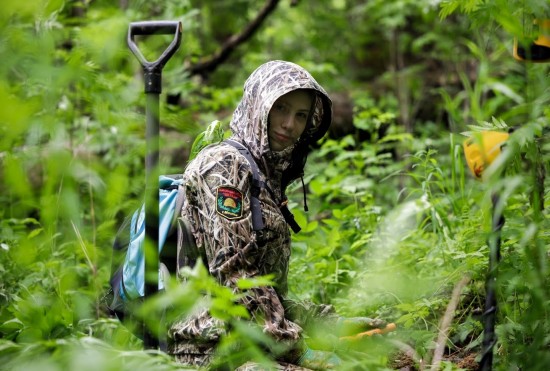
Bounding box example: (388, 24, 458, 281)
(173, 355, 313, 371)
(168, 60, 334, 367)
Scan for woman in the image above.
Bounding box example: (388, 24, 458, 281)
(168, 60, 381, 369)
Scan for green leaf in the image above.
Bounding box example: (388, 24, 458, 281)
(237, 275, 276, 290)
(27, 228, 43, 239)
(0, 318, 24, 332)
(189, 120, 228, 161)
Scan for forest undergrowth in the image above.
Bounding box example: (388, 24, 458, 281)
(1, 0, 549, 370)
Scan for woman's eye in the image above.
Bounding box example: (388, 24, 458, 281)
(271, 103, 284, 113)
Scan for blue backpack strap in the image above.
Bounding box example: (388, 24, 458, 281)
(224, 139, 265, 231)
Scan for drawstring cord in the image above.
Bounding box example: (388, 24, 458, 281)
(301, 176, 308, 212)
(263, 170, 307, 232)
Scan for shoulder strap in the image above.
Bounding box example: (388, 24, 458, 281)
(174, 183, 186, 226)
(224, 139, 301, 233)
(224, 139, 265, 231)
(160, 174, 186, 235)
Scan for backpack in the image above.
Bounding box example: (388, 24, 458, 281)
(106, 139, 270, 319)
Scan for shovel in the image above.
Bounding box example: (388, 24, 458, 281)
(128, 20, 182, 349)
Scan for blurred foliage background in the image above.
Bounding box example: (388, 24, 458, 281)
(0, 0, 549, 369)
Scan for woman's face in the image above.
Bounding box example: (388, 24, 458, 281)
(268, 90, 313, 152)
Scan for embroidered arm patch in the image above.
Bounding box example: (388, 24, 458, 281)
(216, 186, 244, 220)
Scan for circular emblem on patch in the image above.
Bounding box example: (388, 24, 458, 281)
(216, 186, 243, 220)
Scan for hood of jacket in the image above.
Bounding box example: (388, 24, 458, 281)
(229, 60, 332, 186)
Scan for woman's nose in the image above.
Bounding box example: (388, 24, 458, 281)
(281, 114, 294, 130)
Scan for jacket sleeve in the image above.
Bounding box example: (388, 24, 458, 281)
(282, 298, 340, 331)
(183, 146, 304, 345)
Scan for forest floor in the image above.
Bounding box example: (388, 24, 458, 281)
(389, 348, 479, 370)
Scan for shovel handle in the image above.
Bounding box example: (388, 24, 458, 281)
(128, 20, 182, 72)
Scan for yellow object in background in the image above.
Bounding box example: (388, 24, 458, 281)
(513, 19, 550, 62)
(463, 131, 509, 178)
(339, 323, 397, 341)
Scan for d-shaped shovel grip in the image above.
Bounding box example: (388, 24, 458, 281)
(128, 20, 182, 93)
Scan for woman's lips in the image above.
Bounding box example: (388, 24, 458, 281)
(273, 132, 291, 143)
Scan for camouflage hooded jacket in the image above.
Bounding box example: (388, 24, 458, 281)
(169, 60, 336, 360)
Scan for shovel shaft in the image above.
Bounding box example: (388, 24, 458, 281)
(144, 93, 160, 298)
(145, 93, 160, 181)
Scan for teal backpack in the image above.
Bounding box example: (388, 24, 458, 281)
(108, 174, 187, 313)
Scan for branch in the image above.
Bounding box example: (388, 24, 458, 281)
(430, 275, 471, 370)
(187, 0, 281, 77)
